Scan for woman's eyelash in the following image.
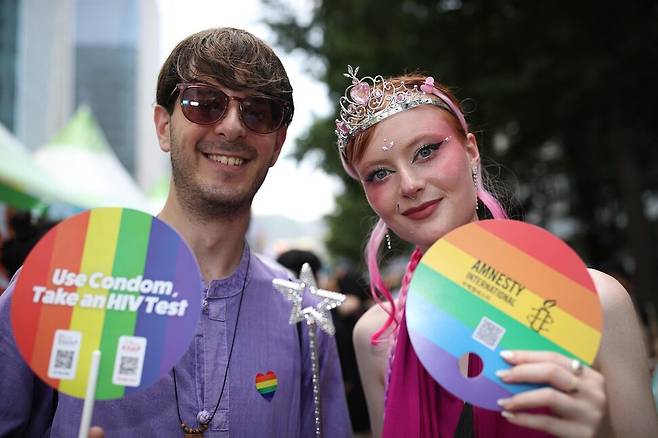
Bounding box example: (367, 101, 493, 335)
(413, 137, 450, 161)
(413, 143, 440, 160)
(365, 167, 390, 182)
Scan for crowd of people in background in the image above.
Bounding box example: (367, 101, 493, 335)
(0, 208, 58, 295)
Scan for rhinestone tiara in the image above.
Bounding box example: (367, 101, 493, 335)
(335, 65, 461, 154)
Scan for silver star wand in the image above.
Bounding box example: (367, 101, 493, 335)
(273, 263, 345, 438)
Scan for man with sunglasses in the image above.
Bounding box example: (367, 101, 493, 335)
(0, 27, 351, 437)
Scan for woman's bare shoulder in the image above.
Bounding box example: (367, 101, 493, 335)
(587, 268, 634, 314)
(353, 303, 395, 437)
(587, 270, 658, 434)
(353, 302, 395, 348)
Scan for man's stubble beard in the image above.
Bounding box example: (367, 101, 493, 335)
(168, 132, 272, 222)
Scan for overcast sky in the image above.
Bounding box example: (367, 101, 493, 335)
(157, 0, 342, 222)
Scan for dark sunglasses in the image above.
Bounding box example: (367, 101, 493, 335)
(171, 83, 291, 134)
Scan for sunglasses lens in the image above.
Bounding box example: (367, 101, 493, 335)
(180, 86, 228, 125)
(241, 97, 286, 134)
(178, 84, 287, 133)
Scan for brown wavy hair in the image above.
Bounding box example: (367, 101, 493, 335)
(156, 27, 294, 125)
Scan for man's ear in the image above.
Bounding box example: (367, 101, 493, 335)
(269, 127, 288, 167)
(154, 105, 172, 152)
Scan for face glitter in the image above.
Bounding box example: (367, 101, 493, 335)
(382, 138, 395, 151)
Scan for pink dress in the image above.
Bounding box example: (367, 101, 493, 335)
(383, 314, 552, 437)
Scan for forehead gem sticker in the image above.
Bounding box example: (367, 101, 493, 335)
(381, 138, 395, 151)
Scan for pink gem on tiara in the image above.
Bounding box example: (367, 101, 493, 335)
(336, 120, 349, 135)
(350, 82, 371, 105)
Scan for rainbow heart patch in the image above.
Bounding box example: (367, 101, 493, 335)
(255, 370, 277, 401)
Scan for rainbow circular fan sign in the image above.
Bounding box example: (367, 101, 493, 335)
(406, 219, 603, 410)
(11, 208, 202, 400)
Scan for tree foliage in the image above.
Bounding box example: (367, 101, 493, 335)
(265, 0, 658, 307)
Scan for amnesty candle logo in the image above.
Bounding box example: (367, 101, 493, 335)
(527, 299, 557, 333)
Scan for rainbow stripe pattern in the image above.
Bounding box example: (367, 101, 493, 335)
(406, 219, 603, 410)
(11, 208, 202, 400)
(255, 371, 278, 401)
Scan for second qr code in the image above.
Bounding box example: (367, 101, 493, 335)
(119, 356, 138, 376)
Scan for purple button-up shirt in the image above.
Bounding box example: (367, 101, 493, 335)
(0, 245, 351, 437)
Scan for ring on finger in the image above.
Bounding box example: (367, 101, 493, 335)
(566, 375, 579, 393)
(570, 359, 584, 375)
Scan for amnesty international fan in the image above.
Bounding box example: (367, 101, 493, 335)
(11, 207, 202, 401)
(406, 219, 603, 410)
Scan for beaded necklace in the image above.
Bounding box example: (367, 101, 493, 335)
(172, 255, 250, 437)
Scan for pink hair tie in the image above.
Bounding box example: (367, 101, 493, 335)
(419, 76, 435, 93)
(420, 76, 468, 135)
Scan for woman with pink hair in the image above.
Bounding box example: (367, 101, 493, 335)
(335, 66, 658, 437)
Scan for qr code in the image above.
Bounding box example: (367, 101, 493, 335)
(472, 317, 505, 350)
(119, 356, 139, 376)
(55, 350, 75, 370)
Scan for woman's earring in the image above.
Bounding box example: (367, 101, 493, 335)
(472, 166, 479, 211)
(385, 232, 392, 250)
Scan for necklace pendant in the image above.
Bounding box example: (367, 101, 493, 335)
(181, 422, 207, 437)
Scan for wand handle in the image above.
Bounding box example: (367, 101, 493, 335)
(308, 321, 322, 438)
(78, 350, 101, 438)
